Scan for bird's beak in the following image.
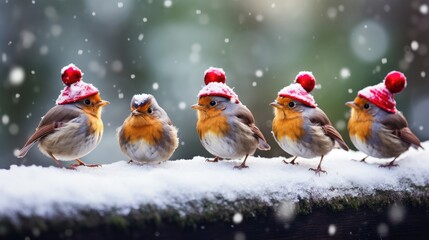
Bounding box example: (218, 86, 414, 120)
(270, 101, 282, 108)
(191, 104, 203, 110)
(132, 109, 142, 116)
(97, 100, 110, 107)
(345, 101, 357, 109)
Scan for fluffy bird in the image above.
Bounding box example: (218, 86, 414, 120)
(17, 64, 109, 168)
(118, 94, 179, 164)
(192, 67, 270, 169)
(346, 71, 422, 167)
(271, 72, 349, 174)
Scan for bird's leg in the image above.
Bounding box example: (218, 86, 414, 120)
(283, 156, 298, 165)
(234, 154, 250, 169)
(48, 152, 63, 168)
(69, 159, 101, 169)
(206, 156, 220, 163)
(128, 159, 134, 164)
(309, 155, 327, 175)
(379, 156, 400, 169)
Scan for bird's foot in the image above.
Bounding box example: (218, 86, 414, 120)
(128, 159, 134, 164)
(69, 159, 101, 169)
(283, 159, 298, 165)
(309, 167, 327, 176)
(206, 157, 219, 163)
(233, 163, 249, 170)
(379, 162, 399, 169)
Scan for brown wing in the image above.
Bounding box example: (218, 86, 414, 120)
(17, 105, 81, 158)
(310, 108, 349, 151)
(234, 104, 271, 150)
(382, 112, 423, 149)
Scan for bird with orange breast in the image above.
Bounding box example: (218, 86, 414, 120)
(117, 94, 179, 164)
(271, 72, 349, 175)
(346, 71, 422, 168)
(17, 64, 109, 168)
(192, 67, 270, 169)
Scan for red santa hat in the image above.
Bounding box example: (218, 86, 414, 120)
(197, 67, 240, 103)
(277, 71, 317, 107)
(56, 64, 99, 105)
(358, 71, 407, 113)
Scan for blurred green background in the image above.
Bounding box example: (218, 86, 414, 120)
(1, 0, 428, 168)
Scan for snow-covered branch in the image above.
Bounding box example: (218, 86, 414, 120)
(1, 142, 428, 220)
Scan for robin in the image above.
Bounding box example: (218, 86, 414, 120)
(271, 72, 349, 175)
(17, 64, 109, 168)
(117, 94, 179, 164)
(346, 71, 423, 168)
(192, 67, 270, 169)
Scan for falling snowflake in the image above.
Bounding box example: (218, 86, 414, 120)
(420, 4, 428, 15)
(138, 33, 144, 41)
(328, 224, 337, 236)
(152, 82, 159, 90)
(178, 102, 186, 110)
(232, 213, 243, 224)
(255, 69, 263, 78)
(411, 41, 419, 51)
(9, 66, 25, 86)
(164, 0, 172, 8)
(340, 68, 351, 79)
(2, 115, 10, 125)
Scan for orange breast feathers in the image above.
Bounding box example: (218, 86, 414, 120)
(195, 97, 230, 139)
(272, 97, 304, 142)
(83, 94, 105, 138)
(121, 115, 164, 145)
(347, 97, 373, 141)
(86, 115, 104, 139)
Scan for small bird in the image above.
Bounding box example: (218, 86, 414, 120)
(346, 71, 422, 168)
(192, 67, 270, 169)
(17, 64, 109, 168)
(271, 72, 349, 175)
(117, 94, 179, 164)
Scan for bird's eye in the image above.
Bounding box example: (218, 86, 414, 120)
(288, 101, 296, 108)
(84, 99, 91, 105)
(148, 107, 153, 114)
(209, 100, 216, 106)
(363, 103, 370, 109)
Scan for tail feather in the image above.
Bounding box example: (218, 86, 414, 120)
(17, 141, 38, 158)
(258, 138, 271, 151)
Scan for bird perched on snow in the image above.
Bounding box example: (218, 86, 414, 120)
(17, 64, 109, 168)
(117, 94, 179, 164)
(346, 71, 422, 168)
(192, 67, 270, 169)
(270, 72, 349, 175)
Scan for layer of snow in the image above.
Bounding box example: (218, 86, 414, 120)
(1, 142, 428, 219)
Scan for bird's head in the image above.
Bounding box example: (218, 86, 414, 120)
(75, 93, 109, 118)
(192, 96, 230, 117)
(130, 94, 166, 122)
(270, 96, 306, 120)
(346, 96, 380, 121)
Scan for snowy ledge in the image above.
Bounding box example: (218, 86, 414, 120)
(1, 142, 429, 235)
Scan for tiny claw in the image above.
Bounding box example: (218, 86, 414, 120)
(128, 159, 134, 164)
(234, 164, 249, 170)
(379, 163, 399, 169)
(283, 159, 298, 165)
(206, 156, 219, 163)
(69, 159, 101, 169)
(309, 167, 327, 176)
